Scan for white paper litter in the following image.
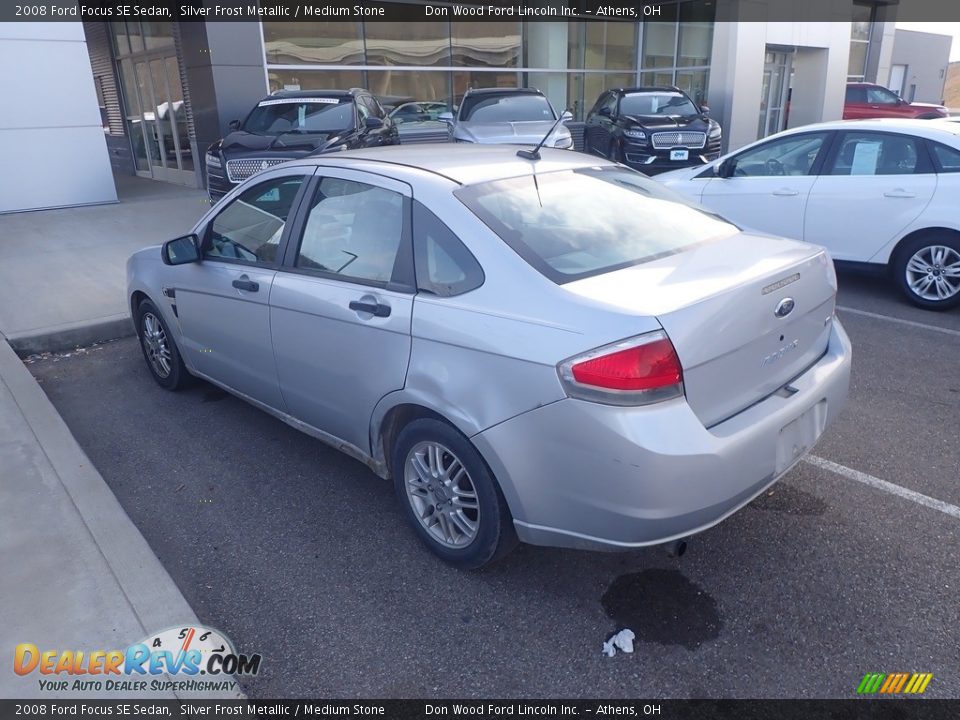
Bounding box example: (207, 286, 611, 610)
(602, 629, 635, 657)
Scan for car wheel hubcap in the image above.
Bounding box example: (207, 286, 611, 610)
(141, 312, 172, 378)
(404, 441, 480, 549)
(905, 245, 960, 302)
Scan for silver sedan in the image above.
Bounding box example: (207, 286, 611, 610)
(127, 145, 852, 569)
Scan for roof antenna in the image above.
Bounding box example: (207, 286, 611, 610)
(517, 113, 565, 161)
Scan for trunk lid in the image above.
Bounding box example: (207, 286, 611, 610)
(563, 232, 836, 427)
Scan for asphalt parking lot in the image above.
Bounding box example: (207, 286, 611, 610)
(27, 267, 960, 699)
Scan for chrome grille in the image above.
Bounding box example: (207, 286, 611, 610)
(225, 158, 287, 183)
(651, 131, 707, 150)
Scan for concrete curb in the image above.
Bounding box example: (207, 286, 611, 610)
(5, 314, 135, 357)
(0, 338, 242, 699)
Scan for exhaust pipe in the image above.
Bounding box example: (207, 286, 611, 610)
(663, 538, 688, 558)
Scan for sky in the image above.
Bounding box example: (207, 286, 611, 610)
(896, 22, 960, 62)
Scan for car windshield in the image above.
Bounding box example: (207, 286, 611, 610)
(619, 93, 699, 118)
(243, 99, 354, 135)
(460, 94, 556, 123)
(456, 167, 738, 283)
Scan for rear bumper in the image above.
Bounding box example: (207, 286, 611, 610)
(474, 320, 852, 551)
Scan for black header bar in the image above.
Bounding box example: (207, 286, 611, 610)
(5, 0, 960, 23)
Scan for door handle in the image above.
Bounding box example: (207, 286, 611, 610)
(232, 276, 259, 292)
(349, 300, 391, 318)
(884, 189, 915, 198)
(772, 189, 799, 196)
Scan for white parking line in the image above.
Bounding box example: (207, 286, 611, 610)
(836, 305, 960, 338)
(804, 455, 960, 521)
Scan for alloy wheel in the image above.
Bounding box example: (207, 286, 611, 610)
(404, 441, 480, 548)
(904, 245, 960, 302)
(141, 312, 173, 378)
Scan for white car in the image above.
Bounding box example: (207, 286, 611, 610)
(657, 119, 960, 310)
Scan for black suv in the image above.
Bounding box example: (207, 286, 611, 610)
(584, 87, 721, 174)
(205, 88, 399, 201)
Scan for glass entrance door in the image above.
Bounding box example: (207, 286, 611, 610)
(758, 50, 793, 139)
(119, 53, 195, 186)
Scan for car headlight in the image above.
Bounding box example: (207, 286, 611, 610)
(708, 125, 722, 138)
(623, 129, 646, 141)
(553, 136, 574, 149)
(205, 152, 222, 168)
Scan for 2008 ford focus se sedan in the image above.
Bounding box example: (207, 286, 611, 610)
(127, 145, 851, 569)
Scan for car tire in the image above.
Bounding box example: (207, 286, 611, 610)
(136, 298, 192, 390)
(892, 232, 960, 310)
(392, 418, 518, 570)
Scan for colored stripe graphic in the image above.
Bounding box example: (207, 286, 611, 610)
(857, 672, 932, 694)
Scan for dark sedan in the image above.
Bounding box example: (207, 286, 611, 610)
(584, 87, 721, 174)
(205, 89, 399, 202)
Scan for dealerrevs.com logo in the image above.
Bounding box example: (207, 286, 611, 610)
(13, 625, 259, 693)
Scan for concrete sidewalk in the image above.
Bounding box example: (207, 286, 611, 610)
(0, 176, 239, 699)
(0, 174, 208, 355)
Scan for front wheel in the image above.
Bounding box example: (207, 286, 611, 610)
(136, 298, 191, 389)
(392, 418, 517, 569)
(893, 234, 960, 310)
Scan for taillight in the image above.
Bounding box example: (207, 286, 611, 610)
(557, 331, 684, 406)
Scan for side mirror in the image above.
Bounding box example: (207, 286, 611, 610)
(364, 116, 384, 129)
(162, 234, 201, 265)
(560, 110, 573, 121)
(438, 111, 454, 123)
(228, 119, 240, 131)
(700, 104, 710, 116)
(598, 107, 612, 117)
(717, 157, 737, 179)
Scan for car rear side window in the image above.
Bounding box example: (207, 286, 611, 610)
(412, 202, 483, 297)
(205, 176, 306, 265)
(455, 167, 739, 284)
(930, 142, 960, 173)
(828, 133, 921, 176)
(295, 178, 405, 286)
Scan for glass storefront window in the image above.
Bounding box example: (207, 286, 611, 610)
(452, 71, 521, 106)
(141, 21, 174, 50)
(678, 3, 712, 67)
(642, 7, 679, 69)
(675, 69, 709, 105)
(451, 22, 521, 68)
(584, 22, 636, 71)
(111, 22, 130, 55)
(367, 70, 450, 104)
(267, 69, 366, 94)
(567, 72, 635, 120)
(365, 22, 450, 67)
(262, 21, 364, 65)
(848, 42, 868, 79)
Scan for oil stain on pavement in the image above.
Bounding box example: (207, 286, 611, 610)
(601, 569, 721, 650)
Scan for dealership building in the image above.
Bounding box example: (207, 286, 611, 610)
(0, 1, 917, 213)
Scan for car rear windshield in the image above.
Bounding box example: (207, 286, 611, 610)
(459, 94, 556, 123)
(455, 167, 739, 284)
(243, 99, 354, 135)
(620, 93, 699, 118)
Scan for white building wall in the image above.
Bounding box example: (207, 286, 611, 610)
(0, 22, 116, 213)
(709, 20, 852, 153)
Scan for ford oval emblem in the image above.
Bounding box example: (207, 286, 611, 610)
(774, 298, 796, 318)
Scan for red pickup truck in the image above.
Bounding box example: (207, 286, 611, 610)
(843, 83, 948, 120)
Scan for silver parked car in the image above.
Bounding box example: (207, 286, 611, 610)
(128, 145, 851, 569)
(442, 87, 574, 149)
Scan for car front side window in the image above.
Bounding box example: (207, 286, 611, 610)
(730, 133, 829, 177)
(204, 176, 306, 265)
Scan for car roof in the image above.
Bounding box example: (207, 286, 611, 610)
(264, 89, 361, 101)
(300, 145, 611, 186)
(614, 86, 684, 95)
(463, 87, 543, 96)
(769, 117, 960, 140)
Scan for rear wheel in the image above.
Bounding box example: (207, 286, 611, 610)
(893, 233, 960, 310)
(136, 299, 191, 389)
(392, 418, 517, 569)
